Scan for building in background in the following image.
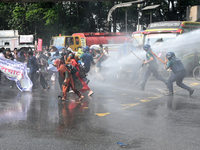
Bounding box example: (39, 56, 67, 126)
(187, 5, 200, 22)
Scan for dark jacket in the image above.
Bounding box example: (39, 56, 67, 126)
(27, 56, 39, 73)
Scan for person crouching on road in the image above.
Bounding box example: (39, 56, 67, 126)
(53, 59, 84, 101)
(164, 52, 194, 96)
(140, 44, 167, 91)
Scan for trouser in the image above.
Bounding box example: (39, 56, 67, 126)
(95, 67, 105, 81)
(84, 66, 90, 74)
(29, 72, 37, 89)
(140, 66, 167, 89)
(167, 70, 190, 93)
(62, 81, 82, 99)
(40, 73, 49, 89)
(58, 73, 65, 91)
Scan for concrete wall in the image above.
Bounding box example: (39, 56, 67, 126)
(187, 5, 200, 22)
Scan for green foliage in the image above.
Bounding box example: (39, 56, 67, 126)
(0, 1, 199, 45)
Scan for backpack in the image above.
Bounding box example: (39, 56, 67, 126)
(79, 64, 87, 78)
(65, 64, 78, 74)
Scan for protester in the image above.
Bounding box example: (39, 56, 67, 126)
(27, 51, 39, 90)
(13, 48, 19, 61)
(37, 52, 50, 91)
(5, 49, 14, 60)
(66, 44, 72, 53)
(103, 46, 109, 61)
(0, 48, 5, 85)
(53, 59, 65, 90)
(53, 60, 84, 101)
(69, 53, 94, 96)
(5, 49, 15, 88)
(94, 50, 105, 82)
(47, 53, 52, 64)
(80, 46, 95, 73)
(19, 51, 26, 63)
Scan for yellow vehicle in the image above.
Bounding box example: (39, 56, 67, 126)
(50, 32, 127, 52)
(50, 35, 82, 52)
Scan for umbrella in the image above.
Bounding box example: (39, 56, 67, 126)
(53, 46, 66, 52)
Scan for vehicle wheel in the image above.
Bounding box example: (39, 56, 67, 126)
(193, 66, 200, 81)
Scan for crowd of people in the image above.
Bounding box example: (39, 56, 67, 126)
(0, 42, 194, 100)
(0, 44, 107, 101)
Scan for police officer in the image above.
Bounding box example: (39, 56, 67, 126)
(165, 52, 194, 96)
(140, 44, 167, 91)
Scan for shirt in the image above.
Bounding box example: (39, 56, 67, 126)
(80, 53, 94, 69)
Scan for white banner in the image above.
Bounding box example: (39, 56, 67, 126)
(20, 35, 33, 43)
(0, 58, 32, 91)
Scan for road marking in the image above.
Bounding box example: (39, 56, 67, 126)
(123, 94, 127, 95)
(140, 99, 151, 102)
(95, 113, 110, 117)
(112, 90, 116, 92)
(109, 99, 114, 101)
(190, 82, 199, 86)
(98, 95, 103, 97)
(148, 97, 158, 99)
(121, 103, 140, 109)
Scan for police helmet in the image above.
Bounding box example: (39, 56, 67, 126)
(143, 44, 151, 51)
(83, 46, 90, 53)
(166, 52, 175, 60)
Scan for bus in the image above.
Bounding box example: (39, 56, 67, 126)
(142, 21, 200, 74)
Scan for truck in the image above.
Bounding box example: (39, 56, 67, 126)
(50, 32, 129, 52)
(0, 30, 35, 50)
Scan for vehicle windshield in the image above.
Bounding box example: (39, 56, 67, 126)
(144, 33, 178, 45)
(132, 33, 142, 47)
(53, 37, 65, 46)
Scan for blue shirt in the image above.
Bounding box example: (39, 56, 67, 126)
(80, 53, 94, 68)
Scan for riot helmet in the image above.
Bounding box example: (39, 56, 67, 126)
(143, 44, 151, 52)
(83, 46, 90, 53)
(166, 52, 175, 60)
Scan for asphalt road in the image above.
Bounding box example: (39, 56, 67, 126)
(0, 73, 200, 150)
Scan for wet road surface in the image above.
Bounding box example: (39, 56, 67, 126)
(0, 75, 200, 150)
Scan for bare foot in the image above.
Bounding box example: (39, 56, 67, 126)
(88, 91, 94, 96)
(52, 81, 55, 85)
(78, 95, 84, 101)
(61, 98, 66, 101)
